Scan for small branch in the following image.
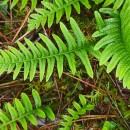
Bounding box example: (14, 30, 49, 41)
(108, 95, 130, 130)
(11, 10, 31, 43)
(39, 115, 117, 129)
(63, 72, 123, 100)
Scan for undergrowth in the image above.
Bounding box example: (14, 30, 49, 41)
(0, 0, 130, 129)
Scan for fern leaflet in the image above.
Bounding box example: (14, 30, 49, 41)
(93, 0, 124, 10)
(2, 0, 37, 10)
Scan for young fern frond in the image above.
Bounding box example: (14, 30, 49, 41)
(0, 89, 55, 130)
(93, 0, 124, 10)
(93, 0, 130, 89)
(28, 0, 91, 30)
(0, 17, 99, 82)
(2, 0, 37, 10)
(59, 94, 94, 130)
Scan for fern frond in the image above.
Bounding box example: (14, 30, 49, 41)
(103, 0, 124, 9)
(28, 0, 91, 30)
(93, 0, 130, 89)
(2, 0, 37, 10)
(93, 0, 124, 10)
(59, 94, 94, 129)
(0, 17, 100, 81)
(0, 89, 55, 130)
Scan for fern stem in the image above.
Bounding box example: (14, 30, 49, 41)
(0, 44, 89, 65)
(0, 107, 41, 128)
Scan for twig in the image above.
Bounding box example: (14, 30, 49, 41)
(74, 115, 117, 122)
(0, 33, 10, 43)
(15, 31, 31, 43)
(63, 72, 123, 100)
(11, 10, 31, 43)
(0, 20, 23, 23)
(39, 115, 117, 129)
(108, 95, 130, 130)
(0, 79, 24, 88)
(9, 0, 13, 32)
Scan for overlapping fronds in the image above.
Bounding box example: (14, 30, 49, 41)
(0, 89, 55, 130)
(92, 0, 130, 89)
(59, 94, 94, 130)
(0, 17, 99, 81)
(2, 0, 37, 10)
(93, 0, 124, 10)
(28, 0, 91, 30)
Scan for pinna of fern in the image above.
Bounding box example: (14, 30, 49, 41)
(0, 17, 99, 82)
(28, 0, 91, 30)
(93, 0, 124, 10)
(0, 89, 55, 130)
(92, 0, 130, 89)
(1, 0, 37, 11)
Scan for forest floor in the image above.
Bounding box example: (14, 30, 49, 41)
(0, 1, 130, 130)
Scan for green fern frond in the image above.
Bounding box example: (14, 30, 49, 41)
(1, 0, 37, 10)
(103, 0, 124, 9)
(0, 89, 55, 130)
(0, 17, 99, 81)
(59, 94, 94, 130)
(93, 0, 124, 10)
(28, 0, 91, 30)
(93, 0, 130, 89)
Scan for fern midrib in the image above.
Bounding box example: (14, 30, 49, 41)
(40, 0, 83, 15)
(0, 44, 88, 65)
(0, 108, 41, 128)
